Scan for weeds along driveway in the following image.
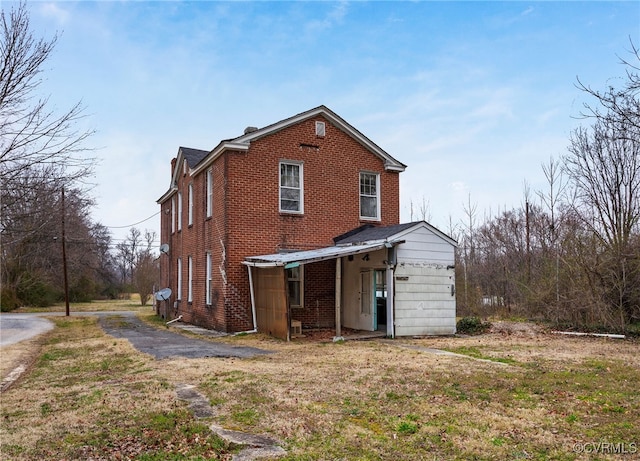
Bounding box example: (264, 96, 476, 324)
(99, 314, 271, 359)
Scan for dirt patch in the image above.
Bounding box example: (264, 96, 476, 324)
(488, 320, 547, 337)
(0, 339, 42, 392)
(414, 320, 639, 370)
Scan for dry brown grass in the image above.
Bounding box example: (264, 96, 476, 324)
(1, 311, 639, 460)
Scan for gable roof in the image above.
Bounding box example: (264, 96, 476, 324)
(335, 221, 457, 247)
(180, 146, 209, 167)
(157, 146, 209, 204)
(333, 222, 418, 244)
(191, 105, 406, 175)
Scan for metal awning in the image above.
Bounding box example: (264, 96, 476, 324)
(242, 241, 394, 268)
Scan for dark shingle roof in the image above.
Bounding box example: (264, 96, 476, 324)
(334, 222, 421, 244)
(180, 147, 209, 167)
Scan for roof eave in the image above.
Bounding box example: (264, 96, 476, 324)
(232, 106, 406, 172)
(191, 141, 249, 176)
(157, 185, 178, 204)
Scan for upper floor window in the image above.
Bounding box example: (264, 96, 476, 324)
(177, 191, 182, 231)
(188, 183, 193, 226)
(171, 196, 176, 234)
(280, 161, 303, 213)
(360, 172, 380, 220)
(206, 168, 213, 218)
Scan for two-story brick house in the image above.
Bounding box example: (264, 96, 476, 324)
(157, 106, 457, 340)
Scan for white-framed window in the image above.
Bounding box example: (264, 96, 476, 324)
(205, 252, 212, 305)
(177, 191, 182, 231)
(279, 161, 303, 213)
(188, 183, 193, 226)
(206, 168, 213, 218)
(171, 196, 176, 234)
(176, 257, 182, 300)
(187, 256, 193, 303)
(315, 121, 325, 137)
(286, 266, 304, 308)
(359, 172, 380, 220)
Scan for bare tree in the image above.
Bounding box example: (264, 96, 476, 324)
(115, 228, 142, 287)
(0, 2, 97, 309)
(0, 2, 95, 185)
(576, 38, 640, 132)
(133, 250, 159, 306)
(536, 157, 568, 306)
(116, 228, 159, 304)
(565, 87, 640, 327)
(565, 121, 640, 252)
(408, 195, 431, 222)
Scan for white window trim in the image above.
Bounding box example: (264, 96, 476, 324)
(187, 256, 193, 303)
(177, 191, 183, 231)
(287, 265, 304, 308)
(205, 252, 212, 305)
(315, 121, 325, 137)
(176, 257, 182, 300)
(206, 168, 213, 218)
(171, 197, 176, 234)
(359, 172, 381, 221)
(279, 160, 304, 214)
(188, 183, 193, 226)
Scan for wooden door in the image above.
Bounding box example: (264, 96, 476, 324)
(254, 267, 289, 340)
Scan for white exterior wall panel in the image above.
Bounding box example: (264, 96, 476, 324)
(395, 227, 454, 265)
(393, 263, 456, 337)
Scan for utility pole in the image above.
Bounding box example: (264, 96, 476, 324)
(61, 187, 70, 316)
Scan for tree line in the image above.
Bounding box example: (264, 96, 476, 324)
(1, 2, 158, 310)
(454, 41, 640, 333)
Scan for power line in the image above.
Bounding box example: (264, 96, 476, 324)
(104, 211, 160, 229)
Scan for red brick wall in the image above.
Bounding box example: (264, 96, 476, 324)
(224, 116, 400, 331)
(160, 114, 401, 333)
(291, 260, 336, 329)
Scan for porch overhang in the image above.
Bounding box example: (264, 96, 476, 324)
(242, 241, 394, 268)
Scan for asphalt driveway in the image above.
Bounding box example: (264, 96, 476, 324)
(99, 314, 270, 359)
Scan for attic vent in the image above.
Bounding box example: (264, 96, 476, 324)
(315, 121, 325, 137)
(244, 126, 258, 134)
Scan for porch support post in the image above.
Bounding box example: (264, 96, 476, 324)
(247, 265, 257, 331)
(334, 257, 342, 339)
(386, 246, 396, 338)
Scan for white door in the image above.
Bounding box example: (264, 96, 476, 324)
(356, 271, 375, 331)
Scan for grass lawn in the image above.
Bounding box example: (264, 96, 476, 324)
(1, 302, 638, 460)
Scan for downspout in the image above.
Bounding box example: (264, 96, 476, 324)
(334, 257, 343, 341)
(166, 315, 183, 325)
(386, 244, 396, 339)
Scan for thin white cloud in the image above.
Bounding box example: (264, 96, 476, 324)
(305, 1, 349, 33)
(521, 6, 535, 17)
(37, 2, 70, 26)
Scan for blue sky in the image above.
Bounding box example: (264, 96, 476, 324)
(21, 1, 640, 246)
